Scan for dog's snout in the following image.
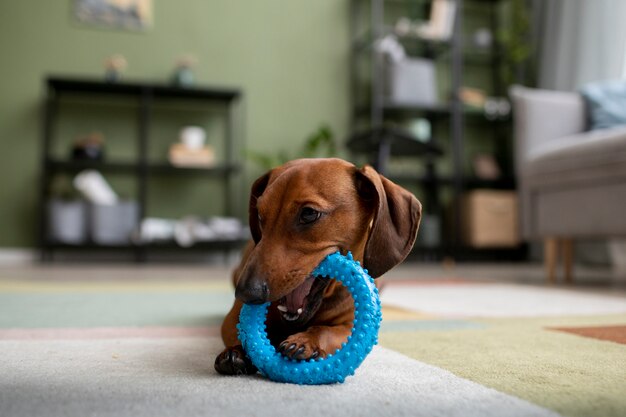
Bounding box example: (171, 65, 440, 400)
(235, 275, 270, 304)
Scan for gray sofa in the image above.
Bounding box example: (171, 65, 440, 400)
(510, 85, 626, 282)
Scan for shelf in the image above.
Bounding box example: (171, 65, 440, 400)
(347, 126, 443, 157)
(352, 27, 451, 54)
(383, 100, 452, 115)
(387, 173, 516, 190)
(388, 173, 452, 185)
(144, 238, 249, 250)
(355, 102, 452, 119)
(349, 0, 522, 263)
(47, 159, 241, 177)
(355, 102, 510, 123)
(40, 76, 244, 262)
(48, 159, 138, 173)
(148, 163, 241, 176)
(46, 237, 249, 251)
(48, 77, 241, 102)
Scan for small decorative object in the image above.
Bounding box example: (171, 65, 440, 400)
(238, 251, 382, 385)
(74, 0, 153, 31)
(407, 118, 431, 142)
(459, 87, 487, 109)
(104, 54, 127, 82)
(484, 97, 511, 120)
(180, 126, 205, 150)
(473, 28, 493, 49)
(394, 17, 413, 37)
(168, 126, 215, 167)
(71, 132, 105, 161)
(473, 154, 501, 180)
(172, 55, 197, 87)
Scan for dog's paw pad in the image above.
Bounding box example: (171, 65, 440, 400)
(214, 345, 257, 375)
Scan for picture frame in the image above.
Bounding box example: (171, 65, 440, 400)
(73, 0, 153, 31)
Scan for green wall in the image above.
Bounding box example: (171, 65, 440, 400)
(0, 0, 350, 248)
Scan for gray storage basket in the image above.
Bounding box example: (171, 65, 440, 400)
(385, 58, 438, 105)
(89, 201, 138, 245)
(48, 199, 88, 244)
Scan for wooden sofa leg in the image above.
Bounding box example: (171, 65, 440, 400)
(544, 238, 559, 284)
(562, 239, 574, 284)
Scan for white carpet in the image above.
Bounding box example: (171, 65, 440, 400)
(381, 283, 626, 317)
(0, 337, 561, 417)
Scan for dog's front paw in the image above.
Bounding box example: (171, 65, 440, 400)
(214, 345, 257, 375)
(278, 333, 327, 361)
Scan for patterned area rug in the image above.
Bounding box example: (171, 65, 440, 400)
(0, 275, 624, 417)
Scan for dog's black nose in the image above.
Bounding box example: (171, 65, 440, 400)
(235, 276, 270, 304)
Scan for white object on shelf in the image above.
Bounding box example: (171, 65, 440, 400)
(73, 170, 118, 205)
(135, 216, 249, 246)
(375, 35, 406, 63)
(175, 216, 248, 247)
(180, 126, 206, 150)
(415, 0, 457, 41)
(133, 218, 177, 243)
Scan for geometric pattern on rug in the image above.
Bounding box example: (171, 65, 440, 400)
(378, 285, 626, 417)
(379, 314, 626, 417)
(547, 325, 626, 345)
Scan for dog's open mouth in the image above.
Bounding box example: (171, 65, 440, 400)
(277, 276, 329, 324)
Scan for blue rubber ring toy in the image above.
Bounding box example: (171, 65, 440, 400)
(237, 251, 382, 385)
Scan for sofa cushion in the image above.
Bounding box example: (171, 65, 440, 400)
(524, 126, 626, 186)
(580, 79, 626, 130)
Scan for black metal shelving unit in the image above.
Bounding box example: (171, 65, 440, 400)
(38, 77, 247, 262)
(348, 0, 526, 261)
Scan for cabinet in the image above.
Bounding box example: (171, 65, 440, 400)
(348, 0, 526, 261)
(38, 77, 247, 261)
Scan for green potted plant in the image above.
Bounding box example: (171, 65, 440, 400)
(247, 125, 337, 170)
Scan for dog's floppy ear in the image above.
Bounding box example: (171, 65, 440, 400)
(248, 171, 271, 243)
(356, 165, 422, 278)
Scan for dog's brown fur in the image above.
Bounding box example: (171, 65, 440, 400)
(215, 158, 421, 375)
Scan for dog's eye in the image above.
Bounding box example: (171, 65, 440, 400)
(299, 207, 321, 225)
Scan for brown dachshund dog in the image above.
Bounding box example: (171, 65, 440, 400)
(215, 158, 421, 375)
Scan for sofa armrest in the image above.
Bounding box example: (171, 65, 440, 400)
(509, 85, 586, 175)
